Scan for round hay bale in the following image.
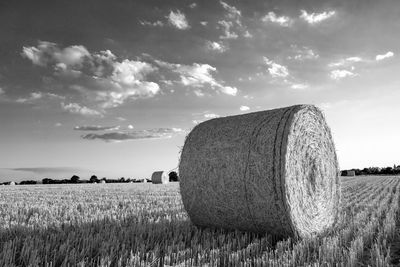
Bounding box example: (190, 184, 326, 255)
(179, 105, 340, 238)
(9, 181, 16, 186)
(151, 171, 169, 184)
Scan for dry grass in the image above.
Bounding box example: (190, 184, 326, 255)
(179, 105, 340, 238)
(0, 176, 399, 266)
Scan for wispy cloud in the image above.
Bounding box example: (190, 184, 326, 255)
(376, 51, 394, 61)
(81, 128, 183, 142)
(16, 92, 64, 103)
(262, 12, 292, 27)
(167, 10, 189, 30)
(300, 10, 336, 24)
(288, 45, 319, 60)
(74, 125, 120, 131)
(204, 113, 220, 119)
(9, 167, 83, 174)
(240, 105, 250, 111)
(140, 20, 164, 27)
(155, 60, 237, 96)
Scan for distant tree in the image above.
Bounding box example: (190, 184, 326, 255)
(19, 180, 37, 185)
(169, 171, 179, 182)
(70, 175, 80, 183)
(89, 175, 99, 183)
(42, 178, 53, 184)
(119, 177, 125, 183)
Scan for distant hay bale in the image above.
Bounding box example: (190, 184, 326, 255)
(179, 105, 340, 239)
(100, 180, 106, 184)
(9, 181, 16, 186)
(345, 170, 356, 176)
(151, 171, 169, 184)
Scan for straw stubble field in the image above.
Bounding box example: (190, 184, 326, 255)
(0, 176, 400, 266)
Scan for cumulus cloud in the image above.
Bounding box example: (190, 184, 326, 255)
(240, 105, 250, 111)
(206, 41, 227, 53)
(22, 41, 90, 72)
(0, 88, 5, 95)
(81, 128, 182, 142)
(189, 3, 197, 8)
(73, 125, 120, 131)
(263, 57, 289, 78)
(330, 69, 356, 80)
(167, 10, 189, 30)
(22, 42, 161, 110)
(376, 51, 394, 61)
(262, 12, 292, 27)
(61, 102, 102, 117)
(300, 10, 336, 24)
(200, 21, 208, 26)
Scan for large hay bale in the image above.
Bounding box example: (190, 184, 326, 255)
(151, 171, 169, 184)
(179, 105, 340, 238)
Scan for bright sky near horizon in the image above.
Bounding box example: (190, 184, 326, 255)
(0, 0, 399, 182)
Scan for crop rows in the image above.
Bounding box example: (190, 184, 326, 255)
(0, 176, 399, 266)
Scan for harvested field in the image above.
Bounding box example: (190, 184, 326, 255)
(0, 176, 399, 266)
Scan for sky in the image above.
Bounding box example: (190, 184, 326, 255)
(0, 0, 399, 182)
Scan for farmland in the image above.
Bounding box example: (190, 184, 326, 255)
(0, 176, 400, 266)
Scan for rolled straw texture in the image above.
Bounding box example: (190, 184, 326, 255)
(179, 105, 340, 238)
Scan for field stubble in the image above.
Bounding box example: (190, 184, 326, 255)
(0, 176, 400, 266)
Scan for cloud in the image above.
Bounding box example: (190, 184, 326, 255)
(218, 1, 248, 39)
(290, 83, 308, 90)
(289, 45, 319, 60)
(240, 105, 250, 111)
(73, 125, 120, 131)
(16, 92, 64, 103)
(155, 60, 237, 96)
(300, 10, 336, 24)
(262, 12, 292, 27)
(263, 57, 289, 78)
(376, 51, 394, 61)
(22, 42, 161, 110)
(167, 10, 189, 30)
(0, 88, 4, 95)
(218, 20, 238, 39)
(189, 3, 197, 9)
(140, 20, 164, 27)
(200, 21, 208, 26)
(128, 124, 134, 129)
(204, 113, 220, 119)
(9, 167, 83, 174)
(206, 41, 227, 53)
(220, 1, 241, 21)
(81, 128, 182, 142)
(328, 56, 364, 67)
(330, 69, 356, 80)
(61, 102, 103, 117)
(55, 123, 62, 127)
(22, 41, 90, 72)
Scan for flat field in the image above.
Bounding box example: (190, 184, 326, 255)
(0, 176, 400, 266)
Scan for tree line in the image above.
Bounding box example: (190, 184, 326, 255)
(341, 165, 400, 176)
(1, 172, 179, 185)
